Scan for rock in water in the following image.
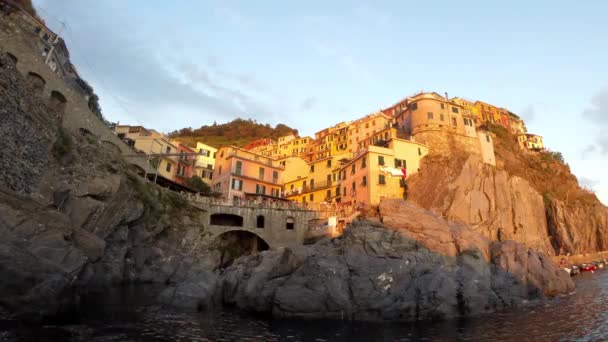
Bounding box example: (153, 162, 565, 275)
(222, 200, 574, 321)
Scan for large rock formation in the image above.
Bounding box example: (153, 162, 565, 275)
(221, 200, 574, 321)
(407, 148, 608, 255)
(0, 51, 220, 319)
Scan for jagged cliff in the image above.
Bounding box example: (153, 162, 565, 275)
(0, 51, 222, 319)
(407, 126, 608, 255)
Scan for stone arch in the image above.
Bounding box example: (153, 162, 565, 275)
(48, 90, 67, 115)
(210, 213, 243, 227)
(216, 230, 270, 268)
(6, 52, 17, 65)
(26, 72, 46, 96)
(128, 163, 146, 176)
(101, 140, 122, 154)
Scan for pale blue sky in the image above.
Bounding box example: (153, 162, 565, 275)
(33, 0, 608, 204)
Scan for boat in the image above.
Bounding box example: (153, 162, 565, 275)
(580, 263, 597, 272)
(570, 265, 580, 276)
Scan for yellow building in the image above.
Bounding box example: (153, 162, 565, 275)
(115, 125, 178, 181)
(279, 156, 309, 184)
(518, 134, 544, 150)
(194, 142, 217, 184)
(508, 114, 527, 135)
(338, 138, 429, 206)
(451, 97, 481, 124)
(347, 113, 393, 154)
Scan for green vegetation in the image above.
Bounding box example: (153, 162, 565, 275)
(184, 175, 212, 196)
(540, 150, 565, 164)
(52, 127, 73, 160)
(169, 118, 298, 148)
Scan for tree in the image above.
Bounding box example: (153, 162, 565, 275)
(184, 175, 212, 196)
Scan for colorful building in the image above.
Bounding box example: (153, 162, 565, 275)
(172, 142, 196, 186)
(338, 138, 429, 206)
(394, 92, 470, 136)
(115, 125, 179, 181)
(194, 142, 217, 184)
(347, 113, 393, 154)
(518, 134, 544, 151)
(213, 146, 284, 201)
(507, 113, 527, 135)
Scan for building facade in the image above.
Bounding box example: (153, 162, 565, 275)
(213, 146, 284, 201)
(338, 138, 429, 206)
(518, 134, 544, 150)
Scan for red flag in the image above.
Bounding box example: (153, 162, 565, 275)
(401, 168, 407, 179)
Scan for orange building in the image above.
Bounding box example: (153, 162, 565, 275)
(394, 92, 473, 136)
(213, 146, 284, 201)
(347, 113, 394, 153)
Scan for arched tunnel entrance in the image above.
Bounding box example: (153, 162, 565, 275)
(215, 230, 269, 269)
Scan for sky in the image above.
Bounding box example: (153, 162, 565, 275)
(33, 0, 608, 204)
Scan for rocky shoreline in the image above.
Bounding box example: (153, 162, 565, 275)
(0, 48, 577, 323)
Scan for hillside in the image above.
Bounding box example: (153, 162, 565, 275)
(406, 124, 608, 255)
(169, 118, 298, 148)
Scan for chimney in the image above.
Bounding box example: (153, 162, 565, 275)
(445, 92, 449, 101)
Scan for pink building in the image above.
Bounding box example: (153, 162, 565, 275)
(213, 146, 284, 201)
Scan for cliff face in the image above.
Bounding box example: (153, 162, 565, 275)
(0, 51, 220, 319)
(407, 128, 608, 255)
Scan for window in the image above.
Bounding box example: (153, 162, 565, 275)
(351, 164, 356, 175)
(310, 193, 314, 201)
(365, 123, 369, 128)
(310, 165, 315, 173)
(411, 103, 418, 111)
(272, 188, 280, 197)
(213, 152, 217, 158)
(352, 182, 356, 192)
(219, 165, 222, 174)
(256, 184, 266, 195)
(440, 114, 445, 121)
(257, 215, 265, 228)
(362, 176, 367, 186)
(273, 171, 278, 183)
(362, 158, 366, 168)
(452, 107, 459, 113)
(327, 174, 332, 183)
(209, 172, 213, 180)
(286, 217, 295, 230)
(441, 103, 445, 109)
(166, 163, 172, 172)
(231, 179, 243, 190)
(486, 135, 491, 142)
(418, 148, 422, 156)
(259, 167, 265, 180)
(451, 117, 457, 127)
(165, 146, 171, 154)
(310, 179, 315, 189)
(372, 120, 376, 126)
(327, 159, 332, 167)
(326, 190, 331, 199)
(427, 112, 434, 120)
(303, 180, 307, 188)
(379, 175, 386, 185)
(343, 187, 347, 196)
(336, 187, 341, 196)
(378, 156, 385, 165)
(395, 159, 403, 168)
(235, 161, 242, 175)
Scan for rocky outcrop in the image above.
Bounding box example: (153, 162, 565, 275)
(545, 199, 608, 254)
(221, 200, 573, 321)
(0, 51, 221, 319)
(407, 154, 608, 255)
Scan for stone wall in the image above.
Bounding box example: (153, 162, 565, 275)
(0, 15, 154, 174)
(413, 128, 481, 156)
(0, 51, 55, 193)
(204, 204, 319, 248)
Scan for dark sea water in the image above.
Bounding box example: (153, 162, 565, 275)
(2, 271, 607, 342)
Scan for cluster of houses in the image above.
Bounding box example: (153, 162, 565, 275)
(115, 92, 543, 208)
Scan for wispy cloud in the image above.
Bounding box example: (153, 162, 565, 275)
(583, 87, 608, 155)
(312, 41, 371, 81)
